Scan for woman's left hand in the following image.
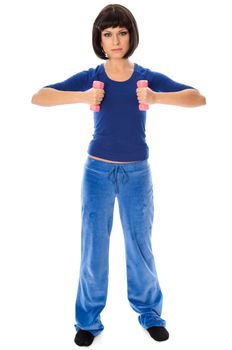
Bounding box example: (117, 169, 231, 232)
(136, 86, 156, 105)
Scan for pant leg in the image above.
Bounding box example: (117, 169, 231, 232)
(117, 161, 166, 328)
(75, 158, 116, 336)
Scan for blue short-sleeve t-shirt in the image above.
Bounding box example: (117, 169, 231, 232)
(45, 63, 194, 161)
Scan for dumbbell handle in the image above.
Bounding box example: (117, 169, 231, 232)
(90, 81, 104, 112)
(137, 80, 149, 111)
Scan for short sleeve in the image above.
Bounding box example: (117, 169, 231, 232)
(44, 70, 91, 91)
(147, 70, 195, 92)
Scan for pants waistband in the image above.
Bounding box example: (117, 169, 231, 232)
(85, 157, 150, 172)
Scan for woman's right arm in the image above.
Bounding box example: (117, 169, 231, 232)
(31, 87, 104, 107)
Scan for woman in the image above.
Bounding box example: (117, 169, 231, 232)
(32, 4, 206, 347)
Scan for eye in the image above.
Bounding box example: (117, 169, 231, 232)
(103, 33, 111, 37)
(120, 31, 128, 36)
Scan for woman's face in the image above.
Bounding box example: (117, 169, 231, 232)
(101, 26, 130, 59)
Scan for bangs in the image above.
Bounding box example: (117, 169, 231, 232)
(96, 9, 132, 31)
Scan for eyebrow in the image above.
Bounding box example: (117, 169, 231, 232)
(102, 28, 128, 33)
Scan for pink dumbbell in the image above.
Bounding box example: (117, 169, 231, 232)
(90, 80, 104, 112)
(137, 80, 149, 111)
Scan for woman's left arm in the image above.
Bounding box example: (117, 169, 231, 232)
(137, 87, 206, 108)
(153, 88, 206, 107)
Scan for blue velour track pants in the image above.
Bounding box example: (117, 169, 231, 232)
(75, 157, 166, 335)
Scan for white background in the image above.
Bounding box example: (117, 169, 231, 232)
(1, 0, 232, 349)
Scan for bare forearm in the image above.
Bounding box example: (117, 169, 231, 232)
(152, 89, 206, 107)
(31, 88, 85, 107)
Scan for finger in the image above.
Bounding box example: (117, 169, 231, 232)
(96, 91, 104, 99)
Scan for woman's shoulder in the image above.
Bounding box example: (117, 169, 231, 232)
(134, 63, 147, 73)
(79, 63, 103, 81)
(134, 63, 157, 77)
(135, 63, 172, 84)
(72, 63, 102, 76)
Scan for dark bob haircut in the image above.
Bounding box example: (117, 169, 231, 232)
(92, 4, 139, 60)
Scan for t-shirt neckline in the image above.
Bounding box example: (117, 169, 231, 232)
(101, 63, 137, 83)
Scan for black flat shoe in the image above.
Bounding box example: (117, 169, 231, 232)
(147, 326, 169, 341)
(74, 329, 95, 347)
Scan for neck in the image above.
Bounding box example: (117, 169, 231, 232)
(104, 59, 133, 71)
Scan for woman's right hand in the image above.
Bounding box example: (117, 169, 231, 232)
(82, 87, 105, 106)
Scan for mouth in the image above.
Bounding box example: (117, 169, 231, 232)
(111, 48, 123, 52)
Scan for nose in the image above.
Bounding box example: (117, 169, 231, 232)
(112, 34, 120, 45)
